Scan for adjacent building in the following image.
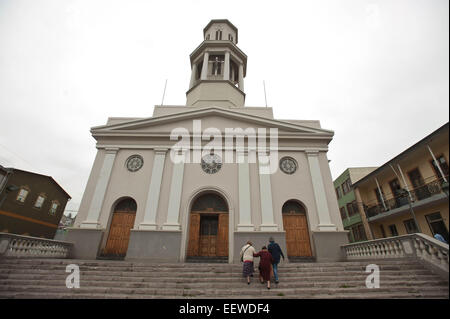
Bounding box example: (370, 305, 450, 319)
(334, 167, 378, 242)
(54, 212, 77, 241)
(353, 123, 449, 242)
(0, 165, 71, 239)
(68, 19, 348, 263)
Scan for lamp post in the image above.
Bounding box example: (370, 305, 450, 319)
(0, 184, 19, 209)
(399, 188, 421, 233)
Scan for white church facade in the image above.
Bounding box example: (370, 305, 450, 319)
(68, 20, 348, 263)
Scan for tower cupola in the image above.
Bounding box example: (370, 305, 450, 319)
(186, 19, 247, 107)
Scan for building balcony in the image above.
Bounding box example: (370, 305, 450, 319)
(364, 176, 449, 222)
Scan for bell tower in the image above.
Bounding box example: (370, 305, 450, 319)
(186, 19, 247, 107)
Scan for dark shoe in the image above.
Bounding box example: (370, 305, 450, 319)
(275, 280, 279, 284)
(267, 287, 270, 290)
(247, 282, 250, 285)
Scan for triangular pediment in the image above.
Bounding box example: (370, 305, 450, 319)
(91, 107, 333, 138)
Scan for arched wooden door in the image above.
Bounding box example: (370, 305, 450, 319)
(187, 193, 228, 257)
(282, 200, 312, 257)
(103, 198, 137, 257)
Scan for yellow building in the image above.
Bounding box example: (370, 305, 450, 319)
(353, 123, 449, 242)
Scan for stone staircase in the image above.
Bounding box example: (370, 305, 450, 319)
(0, 257, 448, 299)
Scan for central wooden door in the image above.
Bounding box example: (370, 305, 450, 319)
(187, 213, 229, 257)
(187, 193, 229, 257)
(282, 201, 312, 257)
(199, 215, 218, 256)
(104, 211, 136, 256)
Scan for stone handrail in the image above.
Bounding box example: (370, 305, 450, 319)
(342, 233, 449, 275)
(0, 232, 73, 259)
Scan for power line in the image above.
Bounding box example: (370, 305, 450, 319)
(0, 143, 42, 172)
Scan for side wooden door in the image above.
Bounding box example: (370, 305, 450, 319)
(104, 211, 136, 256)
(283, 214, 312, 257)
(187, 213, 201, 256)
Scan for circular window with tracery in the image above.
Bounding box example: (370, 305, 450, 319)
(126, 155, 144, 172)
(279, 156, 298, 174)
(201, 154, 222, 174)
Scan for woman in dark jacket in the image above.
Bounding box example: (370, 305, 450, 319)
(254, 246, 274, 289)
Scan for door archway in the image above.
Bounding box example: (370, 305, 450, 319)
(187, 193, 229, 257)
(103, 197, 137, 257)
(282, 200, 312, 257)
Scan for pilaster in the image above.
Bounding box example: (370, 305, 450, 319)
(237, 150, 254, 231)
(81, 148, 118, 229)
(258, 152, 278, 231)
(139, 148, 167, 230)
(306, 150, 336, 231)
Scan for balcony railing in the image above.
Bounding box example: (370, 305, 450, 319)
(365, 176, 448, 219)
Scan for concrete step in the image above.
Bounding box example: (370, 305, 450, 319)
(0, 283, 447, 297)
(0, 268, 434, 278)
(0, 272, 441, 283)
(186, 257, 228, 263)
(0, 257, 446, 299)
(0, 258, 427, 268)
(0, 278, 446, 290)
(0, 263, 428, 273)
(0, 290, 447, 299)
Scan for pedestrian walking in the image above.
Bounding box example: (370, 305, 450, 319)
(267, 236, 285, 284)
(254, 246, 274, 289)
(240, 241, 256, 285)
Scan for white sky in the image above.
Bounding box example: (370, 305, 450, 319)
(0, 0, 448, 215)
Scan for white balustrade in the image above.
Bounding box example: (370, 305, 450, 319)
(0, 233, 72, 259)
(342, 233, 449, 275)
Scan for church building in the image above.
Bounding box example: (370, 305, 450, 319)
(68, 19, 348, 263)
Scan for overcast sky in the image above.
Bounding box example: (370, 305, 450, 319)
(0, 0, 448, 215)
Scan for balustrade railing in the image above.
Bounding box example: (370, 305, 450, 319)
(342, 233, 449, 274)
(0, 232, 73, 258)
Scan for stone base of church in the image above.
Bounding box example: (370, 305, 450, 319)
(66, 227, 104, 259)
(311, 231, 349, 262)
(233, 231, 287, 263)
(126, 229, 182, 262)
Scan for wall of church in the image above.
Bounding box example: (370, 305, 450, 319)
(74, 149, 105, 228)
(74, 147, 344, 254)
(270, 151, 319, 231)
(97, 149, 155, 232)
(318, 151, 345, 231)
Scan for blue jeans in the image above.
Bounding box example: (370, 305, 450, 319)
(272, 262, 279, 281)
